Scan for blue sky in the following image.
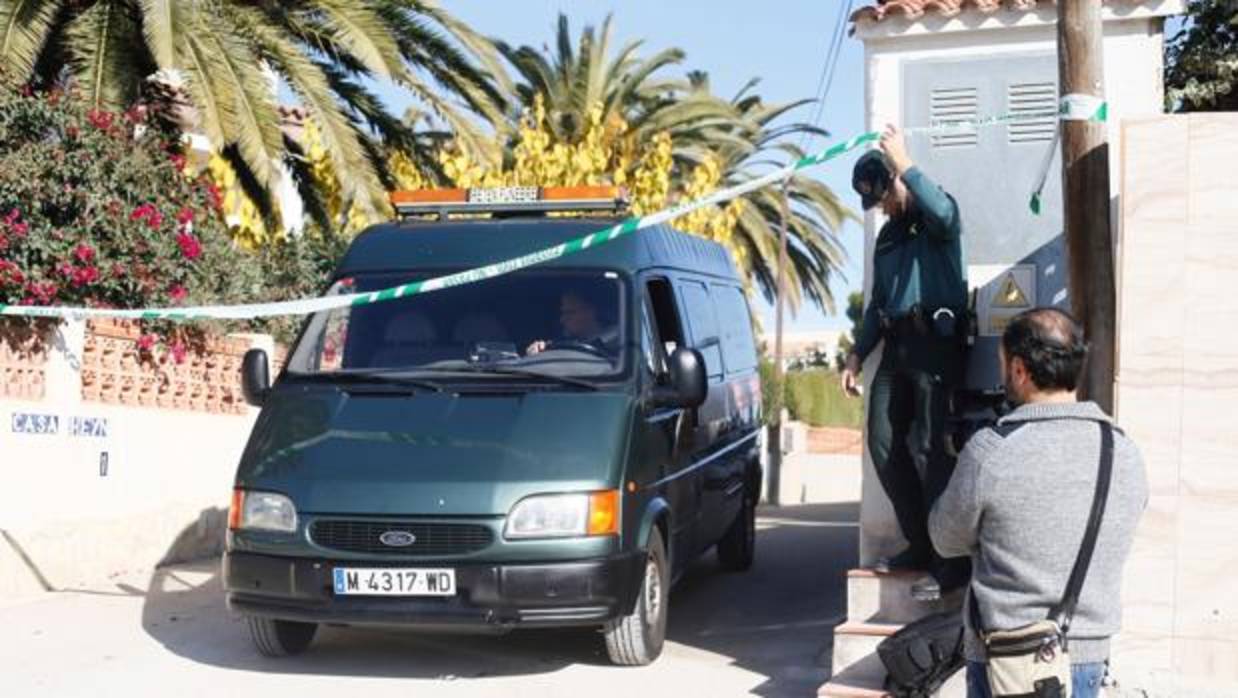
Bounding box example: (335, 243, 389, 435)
(373, 0, 867, 332)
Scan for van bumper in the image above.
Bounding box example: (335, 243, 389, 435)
(223, 550, 645, 631)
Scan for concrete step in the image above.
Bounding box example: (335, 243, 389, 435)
(830, 621, 901, 682)
(820, 651, 967, 698)
(819, 660, 890, 697)
(846, 568, 964, 624)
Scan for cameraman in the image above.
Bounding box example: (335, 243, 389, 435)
(929, 308, 1148, 698)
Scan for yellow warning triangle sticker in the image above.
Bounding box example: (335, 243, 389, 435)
(993, 273, 1031, 308)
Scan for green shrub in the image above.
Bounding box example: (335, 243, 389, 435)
(784, 368, 862, 429)
(755, 361, 863, 429)
(0, 87, 255, 314)
(0, 85, 346, 349)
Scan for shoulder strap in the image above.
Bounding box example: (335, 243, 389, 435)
(990, 421, 1027, 438)
(1050, 421, 1115, 631)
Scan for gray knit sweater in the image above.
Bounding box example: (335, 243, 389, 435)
(929, 401, 1148, 664)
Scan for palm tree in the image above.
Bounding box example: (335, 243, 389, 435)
(698, 76, 856, 313)
(0, 0, 506, 221)
(496, 15, 855, 312)
(495, 14, 745, 172)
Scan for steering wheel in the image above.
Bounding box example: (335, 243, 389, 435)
(542, 339, 613, 359)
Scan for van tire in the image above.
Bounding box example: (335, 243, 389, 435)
(604, 528, 668, 666)
(717, 487, 755, 571)
(246, 616, 317, 657)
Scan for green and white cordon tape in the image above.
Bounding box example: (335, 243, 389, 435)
(0, 94, 1106, 322)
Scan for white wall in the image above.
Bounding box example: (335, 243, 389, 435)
(0, 321, 265, 595)
(1112, 114, 1238, 692)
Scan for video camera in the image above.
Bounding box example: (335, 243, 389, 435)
(946, 387, 1010, 457)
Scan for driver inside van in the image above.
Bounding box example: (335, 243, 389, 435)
(525, 288, 617, 356)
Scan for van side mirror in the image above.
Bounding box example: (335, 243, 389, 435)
(654, 347, 708, 409)
(241, 348, 271, 407)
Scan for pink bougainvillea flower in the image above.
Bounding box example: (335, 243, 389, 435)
(168, 284, 188, 303)
(206, 183, 224, 210)
(130, 203, 155, 221)
(177, 232, 202, 260)
(170, 341, 187, 364)
(169, 153, 187, 172)
(137, 334, 157, 352)
(4, 208, 20, 225)
(176, 207, 194, 226)
(146, 210, 164, 230)
(28, 281, 58, 304)
(74, 243, 95, 263)
(71, 266, 99, 287)
(0, 260, 21, 287)
(87, 109, 113, 131)
(11, 221, 27, 237)
(56, 261, 74, 278)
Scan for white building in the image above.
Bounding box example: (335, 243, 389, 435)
(823, 2, 1209, 697)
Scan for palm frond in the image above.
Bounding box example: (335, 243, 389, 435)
(64, 0, 152, 108)
(137, 0, 178, 69)
(218, 4, 387, 218)
(306, 0, 405, 79)
(0, 0, 63, 86)
(186, 16, 283, 189)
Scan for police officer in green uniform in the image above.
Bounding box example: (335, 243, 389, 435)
(841, 125, 969, 596)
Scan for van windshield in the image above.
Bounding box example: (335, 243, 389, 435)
(285, 270, 628, 379)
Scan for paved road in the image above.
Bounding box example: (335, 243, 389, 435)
(0, 502, 858, 698)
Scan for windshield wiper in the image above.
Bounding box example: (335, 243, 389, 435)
(419, 365, 600, 391)
(289, 368, 445, 393)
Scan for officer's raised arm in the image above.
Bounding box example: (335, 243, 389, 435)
(879, 125, 960, 241)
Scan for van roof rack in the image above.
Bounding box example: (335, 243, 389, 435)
(391, 186, 630, 220)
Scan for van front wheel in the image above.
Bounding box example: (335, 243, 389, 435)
(246, 616, 317, 657)
(604, 528, 668, 666)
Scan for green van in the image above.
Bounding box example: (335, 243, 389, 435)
(224, 189, 763, 666)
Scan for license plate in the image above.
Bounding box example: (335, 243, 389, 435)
(332, 568, 456, 596)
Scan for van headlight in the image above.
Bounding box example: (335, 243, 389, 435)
(229, 489, 297, 533)
(504, 490, 619, 539)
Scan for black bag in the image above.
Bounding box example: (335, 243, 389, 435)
(877, 610, 965, 698)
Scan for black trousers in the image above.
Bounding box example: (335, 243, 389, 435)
(867, 334, 965, 570)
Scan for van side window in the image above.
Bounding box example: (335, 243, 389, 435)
(679, 281, 724, 382)
(645, 278, 685, 370)
(640, 302, 663, 377)
(713, 284, 757, 373)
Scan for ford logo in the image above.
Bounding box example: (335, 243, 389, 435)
(378, 530, 416, 547)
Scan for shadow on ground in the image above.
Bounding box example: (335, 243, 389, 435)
(138, 501, 859, 694)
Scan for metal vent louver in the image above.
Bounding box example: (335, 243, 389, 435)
(930, 87, 979, 149)
(1008, 82, 1058, 144)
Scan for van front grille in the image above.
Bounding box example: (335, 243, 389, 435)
(309, 519, 494, 556)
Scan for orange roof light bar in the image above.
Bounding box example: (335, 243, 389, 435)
(541, 185, 623, 201)
(390, 186, 629, 219)
(390, 188, 467, 205)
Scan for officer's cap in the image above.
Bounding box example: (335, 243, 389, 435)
(852, 150, 892, 210)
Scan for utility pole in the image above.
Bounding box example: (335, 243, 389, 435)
(1057, 0, 1116, 413)
(768, 180, 790, 507)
